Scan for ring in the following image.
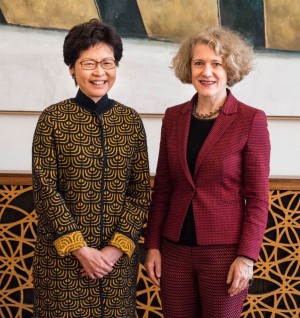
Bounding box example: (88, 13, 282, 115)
(249, 278, 254, 286)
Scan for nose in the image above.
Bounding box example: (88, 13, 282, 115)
(93, 63, 105, 75)
(202, 64, 213, 76)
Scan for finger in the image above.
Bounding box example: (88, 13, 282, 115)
(100, 254, 114, 267)
(97, 257, 114, 271)
(151, 276, 160, 287)
(153, 269, 161, 287)
(147, 267, 160, 287)
(85, 273, 97, 280)
(82, 269, 108, 279)
(230, 277, 249, 296)
(81, 264, 111, 278)
(226, 268, 233, 285)
(155, 266, 161, 281)
(228, 277, 240, 296)
(81, 270, 97, 279)
(239, 280, 248, 293)
(94, 272, 105, 279)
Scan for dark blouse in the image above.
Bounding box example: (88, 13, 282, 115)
(178, 116, 216, 245)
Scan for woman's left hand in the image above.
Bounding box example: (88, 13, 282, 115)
(80, 245, 123, 278)
(226, 256, 254, 297)
(100, 245, 124, 265)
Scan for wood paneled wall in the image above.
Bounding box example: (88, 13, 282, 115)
(0, 172, 299, 317)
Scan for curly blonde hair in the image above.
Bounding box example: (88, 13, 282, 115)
(172, 27, 254, 87)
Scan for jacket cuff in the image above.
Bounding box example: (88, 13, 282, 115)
(54, 231, 87, 256)
(109, 232, 135, 258)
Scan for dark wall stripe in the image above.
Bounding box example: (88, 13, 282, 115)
(219, 0, 265, 49)
(96, 0, 147, 38)
(0, 8, 7, 24)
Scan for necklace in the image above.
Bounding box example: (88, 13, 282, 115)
(192, 102, 222, 120)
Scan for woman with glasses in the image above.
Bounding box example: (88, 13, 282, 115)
(144, 27, 270, 317)
(32, 19, 150, 318)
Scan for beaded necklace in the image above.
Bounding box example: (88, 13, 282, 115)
(192, 102, 222, 120)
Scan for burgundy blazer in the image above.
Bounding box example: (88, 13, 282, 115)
(144, 90, 271, 261)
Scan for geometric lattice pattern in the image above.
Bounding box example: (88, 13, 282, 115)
(242, 190, 300, 318)
(0, 185, 36, 318)
(136, 235, 163, 318)
(0, 183, 299, 317)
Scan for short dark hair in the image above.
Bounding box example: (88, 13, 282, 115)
(63, 19, 123, 68)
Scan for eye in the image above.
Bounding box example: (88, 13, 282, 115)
(212, 62, 222, 67)
(103, 61, 113, 66)
(193, 61, 204, 67)
(83, 61, 95, 67)
(103, 59, 116, 67)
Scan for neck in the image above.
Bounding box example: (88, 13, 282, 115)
(195, 94, 226, 113)
(192, 102, 222, 120)
(193, 94, 226, 120)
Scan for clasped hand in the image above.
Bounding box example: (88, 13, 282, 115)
(73, 246, 123, 279)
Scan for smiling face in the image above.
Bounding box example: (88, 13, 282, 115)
(69, 43, 116, 103)
(191, 43, 228, 103)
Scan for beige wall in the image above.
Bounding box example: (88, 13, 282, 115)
(0, 25, 300, 175)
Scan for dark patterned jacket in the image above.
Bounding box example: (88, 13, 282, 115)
(32, 90, 150, 317)
(33, 90, 150, 257)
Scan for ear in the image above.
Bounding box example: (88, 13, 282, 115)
(69, 65, 75, 76)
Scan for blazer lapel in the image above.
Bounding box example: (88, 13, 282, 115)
(194, 89, 238, 178)
(177, 100, 195, 188)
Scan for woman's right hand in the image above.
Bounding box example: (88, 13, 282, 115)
(145, 248, 162, 287)
(72, 246, 114, 279)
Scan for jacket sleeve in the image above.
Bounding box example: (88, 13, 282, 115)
(109, 115, 151, 257)
(237, 110, 271, 261)
(144, 109, 173, 249)
(32, 111, 87, 256)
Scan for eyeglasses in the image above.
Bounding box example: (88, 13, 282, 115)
(80, 58, 116, 70)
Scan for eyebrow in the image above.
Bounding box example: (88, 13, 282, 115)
(192, 58, 223, 62)
(81, 57, 114, 61)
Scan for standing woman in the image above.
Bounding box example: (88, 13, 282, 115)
(32, 19, 150, 318)
(145, 27, 270, 318)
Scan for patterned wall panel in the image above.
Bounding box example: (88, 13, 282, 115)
(136, 0, 219, 41)
(219, 0, 265, 49)
(0, 0, 300, 51)
(264, 0, 300, 51)
(0, 177, 300, 317)
(242, 190, 300, 317)
(0, 185, 36, 318)
(0, 0, 99, 29)
(96, 0, 147, 38)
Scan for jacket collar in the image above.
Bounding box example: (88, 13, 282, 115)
(73, 89, 115, 115)
(181, 88, 238, 115)
(178, 88, 238, 185)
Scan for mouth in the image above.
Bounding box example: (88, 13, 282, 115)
(90, 80, 107, 85)
(200, 80, 215, 85)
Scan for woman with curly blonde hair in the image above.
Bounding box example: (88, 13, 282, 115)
(145, 26, 270, 318)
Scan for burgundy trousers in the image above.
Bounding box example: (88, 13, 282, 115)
(160, 239, 248, 318)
